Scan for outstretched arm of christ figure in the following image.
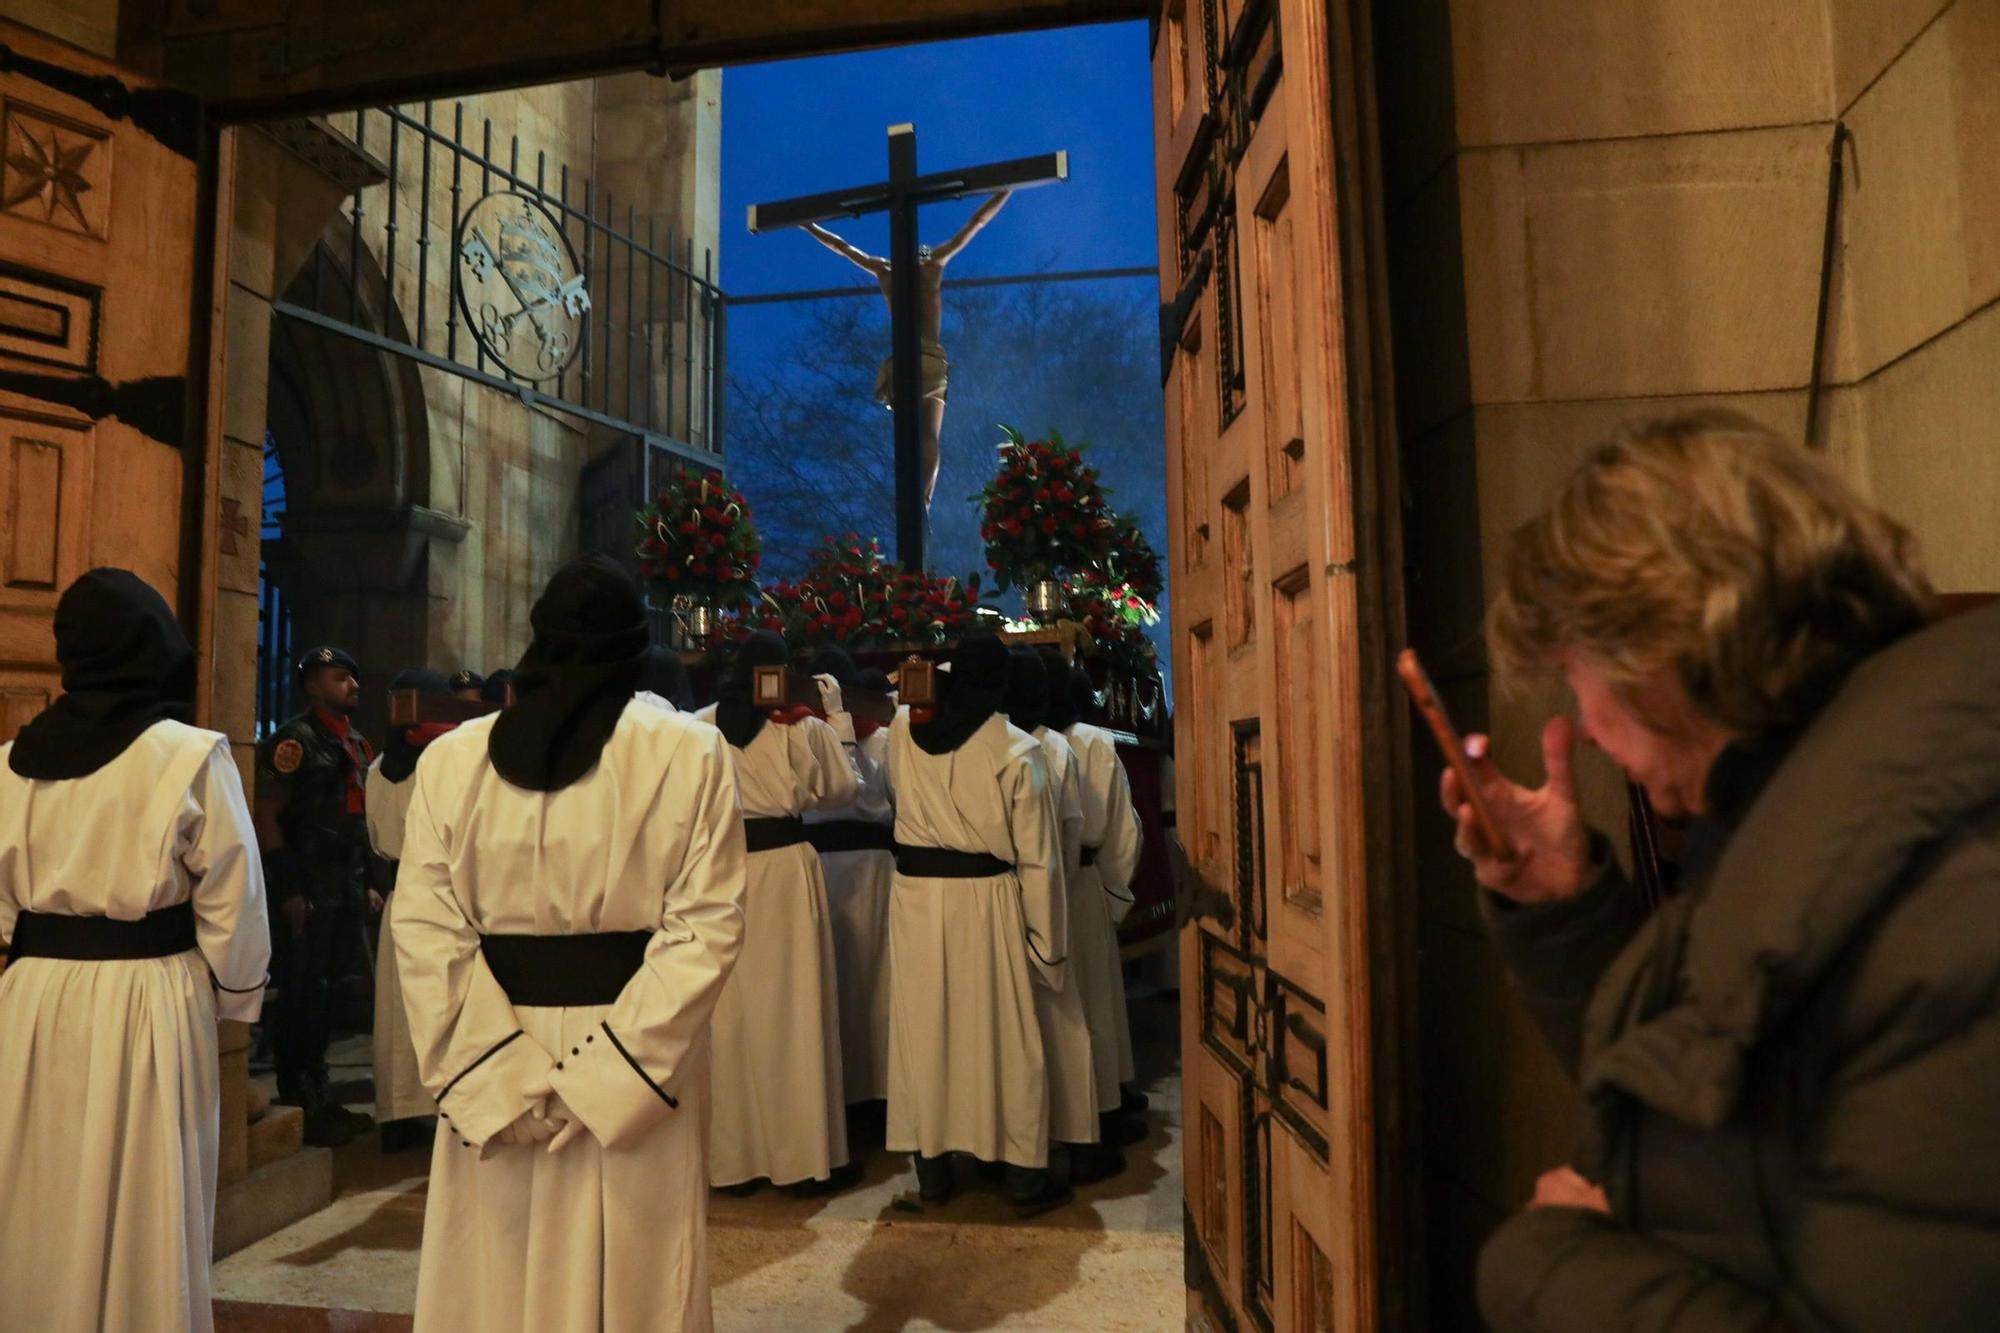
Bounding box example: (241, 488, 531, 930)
(930, 190, 1013, 265)
(805, 222, 890, 277)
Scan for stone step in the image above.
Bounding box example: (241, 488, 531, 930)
(247, 1105, 304, 1172)
(213, 1145, 332, 1261)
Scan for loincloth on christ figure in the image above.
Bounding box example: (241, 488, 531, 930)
(873, 340, 951, 407)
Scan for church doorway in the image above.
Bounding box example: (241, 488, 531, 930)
(258, 235, 439, 745)
(0, 5, 1413, 1330)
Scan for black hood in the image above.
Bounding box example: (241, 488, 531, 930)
(488, 555, 650, 792)
(9, 568, 197, 781)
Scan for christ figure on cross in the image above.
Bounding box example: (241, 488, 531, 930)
(803, 189, 1013, 508)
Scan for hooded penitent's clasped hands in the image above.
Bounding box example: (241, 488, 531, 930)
(491, 1077, 586, 1153)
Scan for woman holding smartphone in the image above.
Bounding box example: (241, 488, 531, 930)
(1442, 411, 2000, 1333)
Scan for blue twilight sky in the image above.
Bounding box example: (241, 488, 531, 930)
(719, 19, 1161, 372)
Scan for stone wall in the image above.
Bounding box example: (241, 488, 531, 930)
(1375, 0, 1999, 1321)
(273, 73, 721, 723)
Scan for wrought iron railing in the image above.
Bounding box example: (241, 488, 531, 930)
(275, 102, 726, 464)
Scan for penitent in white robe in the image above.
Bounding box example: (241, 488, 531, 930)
(365, 756, 432, 1124)
(694, 706, 859, 1186)
(1031, 726, 1103, 1145)
(392, 703, 746, 1333)
(806, 714, 896, 1104)
(884, 713, 1065, 1169)
(1067, 721, 1144, 1097)
(0, 722, 270, 1333)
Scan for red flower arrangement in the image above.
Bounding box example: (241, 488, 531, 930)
(635, 467, 761, 610)
(1107, 515, 1165, 607)
(710, 532, 986, 651)
(1068, 567, 1161, 677)
(975, 426, 1116, 593)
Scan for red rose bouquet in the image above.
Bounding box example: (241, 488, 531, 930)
(635, 466, 761, 611)
(975, 426, 1117, 593)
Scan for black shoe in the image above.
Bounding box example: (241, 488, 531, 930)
(301, 1107, 355, 1148)
(1100, 1111, 1147, 1148)
(915, 1153, 959, 1203)
(1009, 1176, 1074, 1218)
(1070, 1145, 1127, 1186)
(1120, 1086, 1150, 1116)
(789, 1160, 865, 1198)
(331, 1105, 376, 1137)
(379, 1118, 434, 1154)
(718, 1179, 763, 1198)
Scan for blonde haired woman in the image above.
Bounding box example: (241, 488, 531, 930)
(1444, 411, 2000, 1332)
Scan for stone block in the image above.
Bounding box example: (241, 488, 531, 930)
(1388, 165, 1472, 437)
(217, 1021, 251, 1187)
(228, 132, 278, 300)
(1401, 411, 1486, 683)
(1854, 299, 2000, 594)
(221, 289, 273, 449)
(1449, 0, 1830, 148)
(247, 1105, 305, 1172)
(231, 743, 256, 800)
(211, 589, 262, 743)
(215, 439, 264, 596)
(1375, 0, 1459, 210)
(1469, 392, 1811, 580)
(1459, 128, 1828, 404)
(1828, 0, 1952, 111)
(1418, 923, 1583, 1210)
(1834, 0, 2000, 380)
(213, 1146, 332, 1260)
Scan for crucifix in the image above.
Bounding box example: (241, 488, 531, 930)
(748, 124, 1069, 569)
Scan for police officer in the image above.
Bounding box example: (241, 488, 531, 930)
(447, 668, 485, 701)
(255, 645, 378, 1147)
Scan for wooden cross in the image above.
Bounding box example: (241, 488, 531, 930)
(749, 124, 1068, 570)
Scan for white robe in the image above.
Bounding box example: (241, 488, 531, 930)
(365, 756, 431, 1124)
(693, 706, 859, 1186)
(1031, 727, 1103, 1144)
(806, 715, 896, 1104)
(1068, 721, 1145, 1094)
(0, 722, 270, 1333)
(392, 703, 746, 1333)
(884, 713, 1065, 1169)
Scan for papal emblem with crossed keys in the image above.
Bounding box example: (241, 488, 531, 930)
(455, 190, 590, 382)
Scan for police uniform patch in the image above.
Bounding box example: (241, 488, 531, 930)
(273, 739, 305, 774)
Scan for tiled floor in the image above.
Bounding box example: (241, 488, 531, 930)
(215, 991, 1185, 1330)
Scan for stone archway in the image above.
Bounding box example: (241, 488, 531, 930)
(263, 229, 467, 741)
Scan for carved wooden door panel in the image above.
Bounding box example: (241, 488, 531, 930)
(0, 22, 202, 743)
(1158, 1, 1377, 1328)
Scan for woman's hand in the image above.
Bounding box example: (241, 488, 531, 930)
(1529, 1165, 1610, 1215)
(1439, 716, 1592, 904)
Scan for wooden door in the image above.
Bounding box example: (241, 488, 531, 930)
(0, 21, 204, 743)
(1159, 1, 1389, 1327)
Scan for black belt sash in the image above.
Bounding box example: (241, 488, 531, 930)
(807, 820, 896, 854)
(7, 901, 198, 961)
(1079, 844, 1101, 867)
(894, 845, 1015, 879)
(480, 931, 650, 1006)
(744, 816, 808, 853)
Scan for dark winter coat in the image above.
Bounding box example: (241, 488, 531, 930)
(1477, 602, 2000, 1332)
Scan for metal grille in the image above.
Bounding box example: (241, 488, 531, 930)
(255, 431, 295, 737)
(274, 103, 726, 466)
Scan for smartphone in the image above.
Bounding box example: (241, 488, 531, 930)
(1396, 648, 1514, 860)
